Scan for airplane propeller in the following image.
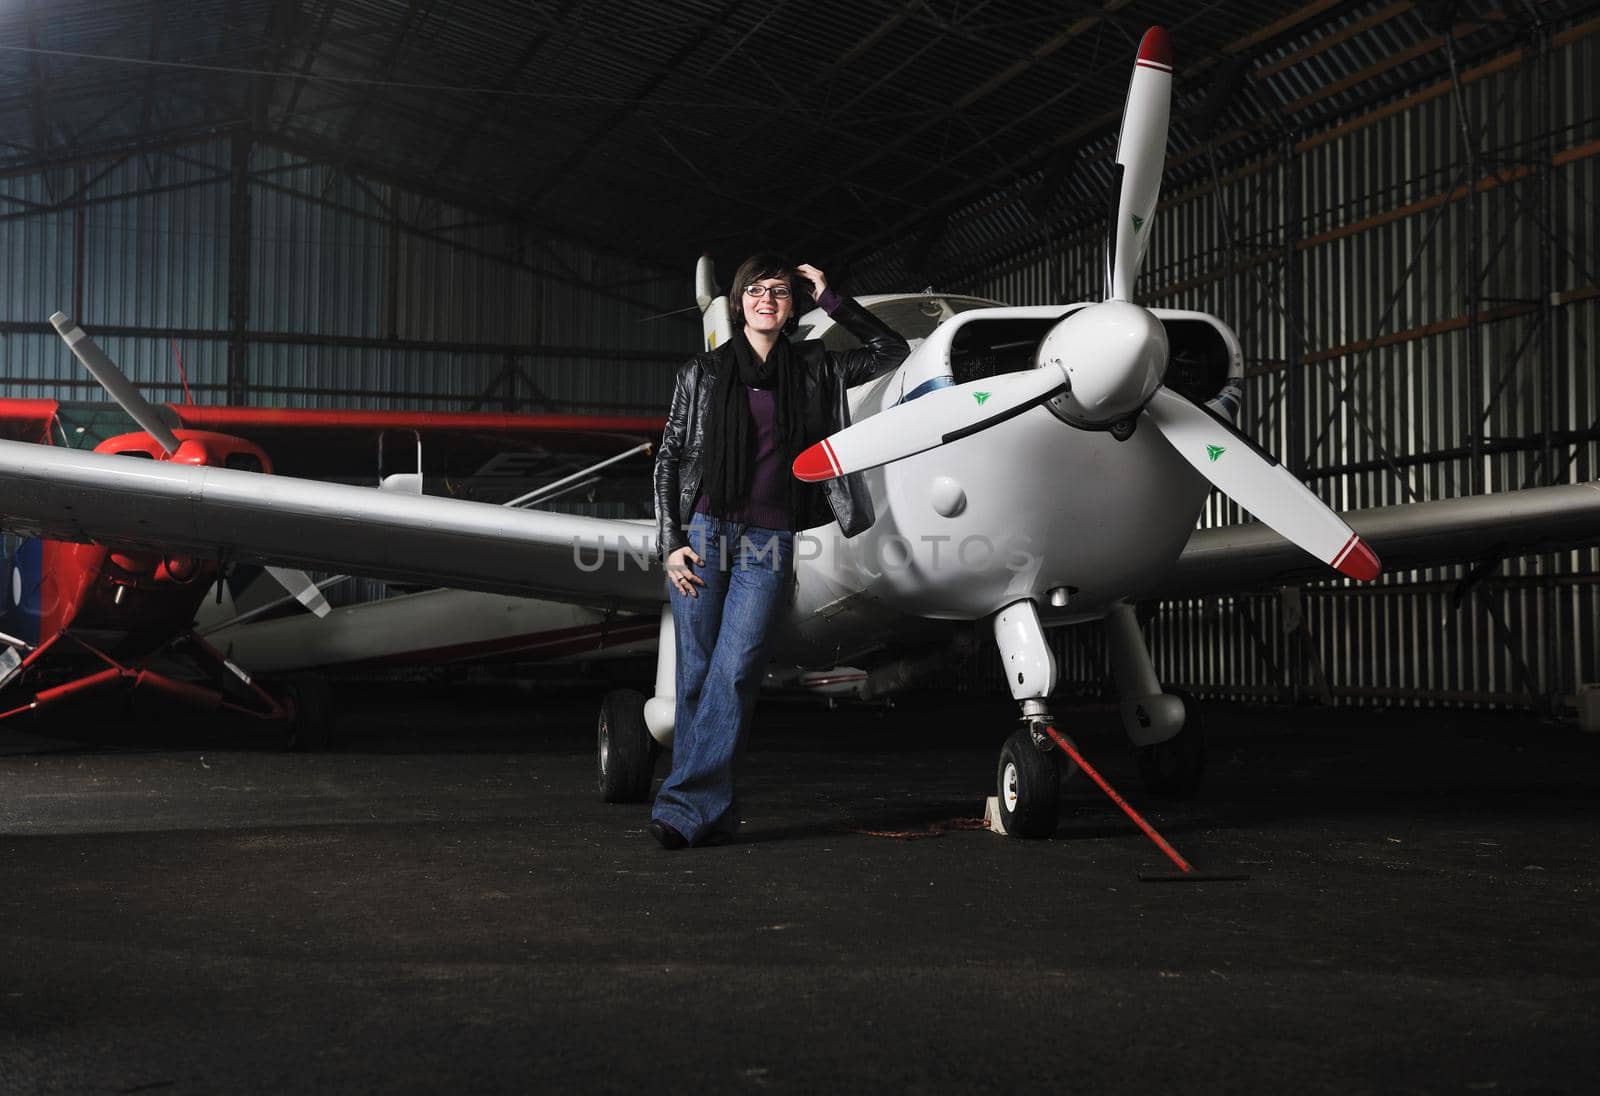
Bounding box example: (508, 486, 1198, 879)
(50, 312, 182, 455)
(47, 311, 334, 616)
(790, 26, 1382, 583)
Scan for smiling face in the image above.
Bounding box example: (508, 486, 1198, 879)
(740, 274, 795, 338)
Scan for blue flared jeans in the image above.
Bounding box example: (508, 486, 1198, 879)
(653, 513, 794, 843)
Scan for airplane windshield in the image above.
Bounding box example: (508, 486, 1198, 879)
(53, 402, 143, 450)
(815, 297, 994, 351)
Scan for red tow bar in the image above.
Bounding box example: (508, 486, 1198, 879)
(1043, 726, 1247, 883)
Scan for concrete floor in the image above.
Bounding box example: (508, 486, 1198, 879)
(1, 685, 1597, 1094)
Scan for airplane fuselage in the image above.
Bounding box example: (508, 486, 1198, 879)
(761, 301, 1240, 668)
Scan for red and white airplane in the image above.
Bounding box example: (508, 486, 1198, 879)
(0, 27, 1596, 833)
(0, 329, 663, 743)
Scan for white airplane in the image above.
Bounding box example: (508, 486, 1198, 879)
(192, 285, 999, 685)
(1, 26, 1597, 837)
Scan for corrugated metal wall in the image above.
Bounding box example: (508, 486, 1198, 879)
(1, 137, 692, 412)
(947, 28, 1599, 708)
(1, 136, 694, 609)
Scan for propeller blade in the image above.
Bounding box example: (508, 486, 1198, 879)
(49, 311, 181, 454)
(1143, 387, 1381, 581)
(695, 254, 732, 351)
(792, 368, 1067, 483)
(1107, 26, 1173, 302)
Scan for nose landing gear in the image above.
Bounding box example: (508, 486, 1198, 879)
(995, 724, 1060, 839)
(990, 602, 1067, 838)
(987, 600, 1219, 877)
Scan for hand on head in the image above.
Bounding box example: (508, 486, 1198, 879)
(795, 263, 828, 301)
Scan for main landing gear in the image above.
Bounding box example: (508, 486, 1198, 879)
(0, 630, 337, 750)
(279, 673, 335, 752)
(988, 599, 1205, 839)
(597, 605, 675, 803)
(1105, 603, 1206, 799)
(597, 687, 656, 802)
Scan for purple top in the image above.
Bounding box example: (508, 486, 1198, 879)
(694, 286, 846, 529)
(695, 385, 790, 529)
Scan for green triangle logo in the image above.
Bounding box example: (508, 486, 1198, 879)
(974, 391, 991, 405)
(1206, 444, 1225, 462)
(1131, 213, 1146, 232)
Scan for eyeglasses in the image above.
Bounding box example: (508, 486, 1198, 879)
(743, 283, 792, 300)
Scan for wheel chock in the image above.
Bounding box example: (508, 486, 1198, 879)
(983, 795, 1008, 836)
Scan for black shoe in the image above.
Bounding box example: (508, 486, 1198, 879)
(648, 819, 688, 850)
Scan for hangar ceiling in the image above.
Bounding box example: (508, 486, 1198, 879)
(0, 0, 1590, 279)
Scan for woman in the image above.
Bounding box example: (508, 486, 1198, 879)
(649, 254, 910, 848)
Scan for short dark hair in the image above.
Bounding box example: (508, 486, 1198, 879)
(729, 252, 803, 333)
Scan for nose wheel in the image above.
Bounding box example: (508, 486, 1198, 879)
(994, 726, 1064, 839)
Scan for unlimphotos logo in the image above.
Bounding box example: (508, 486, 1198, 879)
(1205, 444, 1225, 462)
(974, 391, 991, 405)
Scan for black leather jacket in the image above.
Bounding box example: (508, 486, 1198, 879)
(654, 295, 910, 560)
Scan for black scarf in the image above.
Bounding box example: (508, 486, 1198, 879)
(701, 330, 810, 523)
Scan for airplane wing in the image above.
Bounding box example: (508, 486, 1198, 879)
(0, 438, 664, 612)
(1147, 482, 1600, 599)
(3, 428, 1593, 616)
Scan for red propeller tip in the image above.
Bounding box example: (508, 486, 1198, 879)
(1333, 536, 1382, 582)
(792, 439, 842, 483)
(1137, 26, 1172, 69)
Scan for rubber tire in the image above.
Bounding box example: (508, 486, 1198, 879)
(598, 687, 657, 803)
(1136, 690, 1205, 798)
(995, 727, 1060, 839)
(282, 674, 335, 752)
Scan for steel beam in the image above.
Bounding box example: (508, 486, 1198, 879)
(331, 0, 428, 163)
(276, 0, 334, 131)
(227, 131, 253, 405)
(426, 1, 573, 178)
(72, 165, 85, 320)
(0, 372, 665, 415)
(0, 319, 682, 364)
(1284, 132, 1305, 478)
(258, 131, 678, 276)
(1534, 10, 1561, 709)
(519, 0, 742, 211)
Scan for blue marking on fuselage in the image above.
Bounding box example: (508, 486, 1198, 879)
(896, 375, 955, 405)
